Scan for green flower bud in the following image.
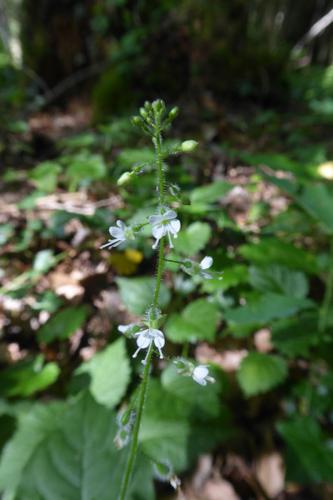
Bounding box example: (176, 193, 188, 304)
(131, 116, 141, 127)
(117, 171, 132, 186)
(168, 107, 179, 120)
(180, 140, 198, 153)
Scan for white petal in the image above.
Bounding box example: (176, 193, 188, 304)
(164, 210, 177, 220)
(149, 214, 164, 225)
(193, 365, 208, 379)
(136, 334, 151, 348)
(200, 256, 213, 270)
(152, 224, 166, 239)
(110, 227, 125, 239)
(168, 219, 181, 235)
(116, 220, 125, 229)
(153, 335, 165, 349)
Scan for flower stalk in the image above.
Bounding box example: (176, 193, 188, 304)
(118, 102, 168, 500)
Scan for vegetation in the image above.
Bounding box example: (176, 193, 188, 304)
(1, 1, 333, 498)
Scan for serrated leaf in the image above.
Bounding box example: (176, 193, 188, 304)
(140, 379, 232, 471)
(237, 353, 287, 396)
(239, 238, 318, 274)
(174, 222, 211, 255)
(278, 417, 333, 484)
(0, 393, 154, 500)
(271, 313, 319, 357)
(249, 265, 308, 298)
(117, 276, 170, 314)
(37, 306, 89, 344)
(225, 293, 313, 326)
(73, 338, 130, 408)
(165, 299, 220, 343)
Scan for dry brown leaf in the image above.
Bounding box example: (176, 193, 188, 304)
(255, 452, 285, 498)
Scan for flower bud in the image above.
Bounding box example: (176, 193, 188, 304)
(117, 171, 132, 186)
(180, 140, 198, 153)
(168, 107, 178, 120)
(131, 116, 141, 127)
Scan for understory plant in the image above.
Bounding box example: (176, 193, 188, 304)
(100, 100, 220, 499)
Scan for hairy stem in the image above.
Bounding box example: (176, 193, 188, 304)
(118, 129, 166, 500)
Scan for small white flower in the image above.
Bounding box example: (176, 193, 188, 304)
(199, 256, 214, 279)
(133, 327, 165, 363)
(100, 220, 135, 249)
(118, 323, 137, 336)
(192, 365, 215, 386)
(181, 256, 215, 279)
(149, 208, 181, 249)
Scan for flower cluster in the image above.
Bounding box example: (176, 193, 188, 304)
(174, 357, 215, 386)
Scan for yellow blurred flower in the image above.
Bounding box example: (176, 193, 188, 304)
(110, 249, 143, 275)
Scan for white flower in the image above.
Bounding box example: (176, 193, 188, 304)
(181, 256, 216, 279)
(133, 327, 165, 363)
(118, 323, 137, 336)
(199, 256, 214, 279)
(149, 208, 181, 249)
(192, 365, 215, 386)
(100, 220, 135, 249)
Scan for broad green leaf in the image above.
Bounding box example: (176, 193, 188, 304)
(242, 152, 301, 175)
(0, 356, 60, 397)
(190, 180, 231, 204)
(73, 338, 130, 408)
(249, 265, 308, 298)
(0, 393, 154, 500)
(271, 313, 319, 357)
(263, 173, 333, 234)
(174, 222, 211, 255)
(237, 353, 287, 396)
(161, 364, 226, 418)
(239, 238, 318, 274)
(117, 276, 170, 314)
(278, 417, 333, 484)
(140, 379, 232, 471)
(29, 162, 61, 192)
(202, 264, 248, 292)
(165, 299, 220, 343)
(225, 293, 313, 326)
(66, 154, 107, 190)
(37, 306, 89, 344)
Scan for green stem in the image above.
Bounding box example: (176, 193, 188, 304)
(118, 129, 166, 500)
(319, 236, 333, 334)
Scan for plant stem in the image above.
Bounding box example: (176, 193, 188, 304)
(319, 236, 333, 334)
(118, 128, 166, 500)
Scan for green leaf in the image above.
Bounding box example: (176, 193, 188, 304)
(0, 356, 60, 397)
(32, 249, 58, 274)
(72, 338, 130, 408)
(237, 353, 287, 396)
(165, 299, 220, 343)
(278, 417, 333, 484)
(37, 306, 89, 344)
(225, 293, 313, 326)
(0, 224, 14, 245)
(239, 238, 318, 274)
(263, 173, 333, 234)
(174, 222, 211, 255)
(271, 313, 319, 357)
(117, 276, 170, 314)
(29, 162, 62, 192)
(202, 264, 248, 292)
(0, 393, 154, 500)
(66, 154, 107, 190)
(249, 265, 308, 298)
(140, 379, 232, 471)
(190, 180, 231, 205)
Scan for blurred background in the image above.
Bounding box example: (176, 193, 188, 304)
(1, 1, 333, 499)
